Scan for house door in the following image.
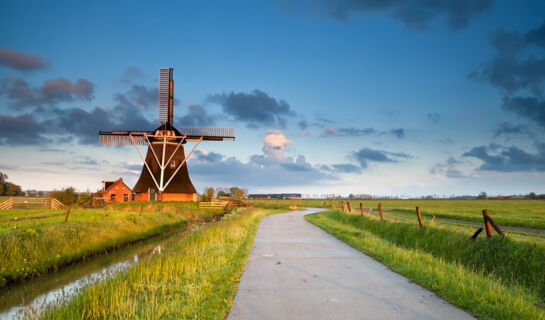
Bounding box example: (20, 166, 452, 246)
(149, 189, 156, 202)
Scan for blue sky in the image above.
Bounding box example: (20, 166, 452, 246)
(1, 0, 544, 197)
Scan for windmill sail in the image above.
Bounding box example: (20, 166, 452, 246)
(159, 68, 174, 125)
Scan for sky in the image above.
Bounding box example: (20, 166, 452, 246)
(1, 0, 544, 197)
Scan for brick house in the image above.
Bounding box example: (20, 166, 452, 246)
(93, 178, 132, 204)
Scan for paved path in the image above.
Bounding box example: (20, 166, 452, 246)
(229, 208, 474, 320)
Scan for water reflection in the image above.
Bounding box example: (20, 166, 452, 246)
(0, 228, 182, 319)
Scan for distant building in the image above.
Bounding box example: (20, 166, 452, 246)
(93, 178, 132, 204)
(248, 193, 302, 200)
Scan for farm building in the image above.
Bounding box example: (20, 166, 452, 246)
(93, 178, 132, 204)
(248, 193, 302, 200)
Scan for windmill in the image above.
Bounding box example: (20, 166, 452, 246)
(99, 68, 235, 201)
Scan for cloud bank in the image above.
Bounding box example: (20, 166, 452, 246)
(302, 0, 492, 31)
(208, 90, 294, 128)
(0, 47, 52, 71)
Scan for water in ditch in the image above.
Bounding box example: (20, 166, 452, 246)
(0, 224, 193, 319)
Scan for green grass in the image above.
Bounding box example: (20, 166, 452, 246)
(246, 199, 545, 229)
(109, 200, 203, 211)
(361, 207, 545, 245)
(40, 207, 281, 319)
(0, 205, 222, 287)
(306, 210, 545, 319)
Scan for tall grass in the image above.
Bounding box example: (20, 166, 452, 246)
(306, 210, 545, 319)
(40, 208, 281, 319)
(0, 206, 221, 287)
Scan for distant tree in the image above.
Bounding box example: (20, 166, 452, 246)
(49, 187, 77, 205)
(37, 191, 44, 197)
(201, 187, 215, 202)
(217, 190, 228, 197)
(4, 182, 22, 196)
(0, 172, 7, 184)
(477, 191, 488, 200)
(206, 187, 215, 199)
(529, 192, 537, 199)
(229, 187, 245, 200)
(348, 194, 354, 199)
(0, 172, 22, 196)
(77, 192, 93, 208)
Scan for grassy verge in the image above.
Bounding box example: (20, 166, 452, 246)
(0, 206, 219, 287)
(40, 207, 282, 319)
(361, 208, 545, 246)
(391, 207, 545, 230)
(306, 210, 545, 319)
(246, 199, 545, 229)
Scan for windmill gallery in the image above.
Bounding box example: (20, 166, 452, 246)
(98, 68, 235, 202)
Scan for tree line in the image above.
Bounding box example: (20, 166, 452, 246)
(0, 172, 22, 196)
(48, 187, 93, 207)
(201, 187, 247, 202)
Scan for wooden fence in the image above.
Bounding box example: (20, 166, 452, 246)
(337, 200, 506, 240)
(199, 199, 229, 209)
(0, 197, 66, 210)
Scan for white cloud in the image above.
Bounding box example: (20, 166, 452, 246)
(262, 130, 293, 161)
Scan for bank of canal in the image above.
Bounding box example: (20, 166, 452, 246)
(0, 222, 195, 319)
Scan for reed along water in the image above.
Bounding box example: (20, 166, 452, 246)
(0, 224, 191, 320)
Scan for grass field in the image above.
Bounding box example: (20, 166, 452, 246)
(39, 207, 281, 319)
(0, 202, 223, 287)
(306, 210, 545, 319)
(247, 199, 545, 229)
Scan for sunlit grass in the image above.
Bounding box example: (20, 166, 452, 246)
(306, 210, 545, 319)
(247, 199, 545, 229)
(0, 205, 222, 287)
(40, 207, 282, 319)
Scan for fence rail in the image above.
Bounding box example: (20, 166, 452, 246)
(199, 199, 230, 208)
(0, 198, 13, 210)
(0, 198, 66, 210)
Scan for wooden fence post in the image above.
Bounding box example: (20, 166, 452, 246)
(416, 207, 423, 228)
(483, 211, 506, 238)
(347, 202, 352, 214)
(340, 202, 345, 212)
(140, 206, 143, 216)
(64, 204, 72, 222)
(482, 209, 492, 237)
(103, 206, 107, 219)
(360, 203, 364, 216)
(469, 228, 484, 241)
(378, 202, 383, 221)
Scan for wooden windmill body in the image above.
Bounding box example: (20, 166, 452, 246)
(99, 68, 235, 201)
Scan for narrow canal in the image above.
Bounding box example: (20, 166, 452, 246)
(0, 223, 194, 319)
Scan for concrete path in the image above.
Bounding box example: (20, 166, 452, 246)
(228, 208, 474, 320)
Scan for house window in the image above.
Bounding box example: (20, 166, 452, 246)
(170, 160, 176, 169)
(110, 194, 116, 202)
(123, 194, 128, 202)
